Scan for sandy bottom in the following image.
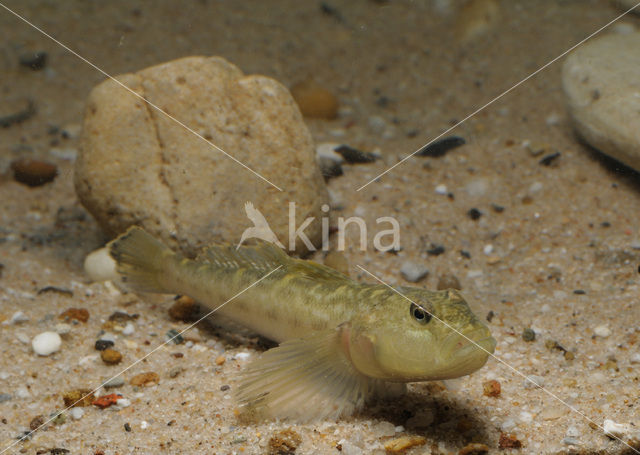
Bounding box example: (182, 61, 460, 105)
(1, 1, 640, 454)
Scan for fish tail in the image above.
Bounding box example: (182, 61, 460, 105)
(108, 226, 176, 293)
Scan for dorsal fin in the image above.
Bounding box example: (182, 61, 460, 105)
(197, 241, 351, 284)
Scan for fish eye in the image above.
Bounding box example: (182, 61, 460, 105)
(410, 303, 432, 325)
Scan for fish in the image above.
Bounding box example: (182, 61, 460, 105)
(108, 226, 496, 421)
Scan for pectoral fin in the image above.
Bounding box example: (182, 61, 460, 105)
(235, 326, 377, 421)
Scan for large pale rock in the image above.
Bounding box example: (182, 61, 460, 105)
(562, 33, 640, 172)
(76, 56, 328, 256)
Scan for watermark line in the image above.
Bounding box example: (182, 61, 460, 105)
(0, 2, 283, 192)
(356, 265, 640, 454)
(0, 265, 282, 455)
(356, 2, 640, 192)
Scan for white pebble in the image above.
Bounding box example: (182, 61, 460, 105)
(501, 418, 516, 431)
(49, 147, 78, 160)
(55, 323, 72, 335)
(15, 332, 31, 344)
(400, 261, 429, 283)
(465, 178, 488, 197)
(116, 398, 131, 408)
(315, 143, 344, 163)
(140, 420, 149, 429)
(603, 419, 628, 438)
(483, 244, 494, 255)
(32, 331, 62, 356)
(435, 184, 448, 195)
(629, 353, 640, 364)
(394, 425, 404, 433)
(594, 325, 612, 338)
(122, 322, 135, 336)
(235, 352, 251, 361)
(523, 375, 545, 389)
(467, 269, 483, 279)
(84, 247, 118, 283)
(519, 411, 533, 423)
(566, 426, 581, 438)
(9, 311, 29, 324)
(16, 386, 31, 399)
(529, 181, 543, 193)
(69, 407, 84, 420)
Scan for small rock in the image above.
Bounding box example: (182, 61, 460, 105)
(168, 296, 200, 322)
(267, 428, 302, 455)
(215, 355, 226, 365)
(541, 406, 566, 421)
(417, 136, 466, 157)
(427, 244, 445, 256)
(437, 273, 461, 290)
(0, 97, 35, 127)
(482, 379, 501, 397)
(435, 184, 448, 195)
(334, 144, 376, 163)
(467, 208, 482, 220)
(594, 325, 611, 337)
(29, 415, 46, 431)
(63, 389, 95, 407)
(11, 159, 58, 187)
(220, 384, 230, 391)
(130, 372, 159, 387)
(458, 442, 490, 455)
(58, 307, 89, 323)
(383, 435, 426, 453)
(122, 322, 135, 336)
(0, 393, 11, 403)
(95, 339, 115, 351)
(498, 433, 522, 449)
(55, 323, 72, 335)
(566, 426, 581, 438)
(630, 353, 640, 364)
(371, 421, 396, 438)
(562, 32, 640, 172)
(562, 437, 580, 446)
(9, 311, 29, 324)
(522, 328, 536, 342)
(116, 397, 131, 408)
(49, 147, 78, 160)
(69, 407, 84, 420)
(101, 348, 123, 365)
(290, 79, 339, 119)
(167, 366, 182, 378)
(92, 393, 122, 409)
(400, 261, 428, 283)
(166, 329, 184, 344)
(455, 0, 500, 43)
(83, 248, 118, 283)
(103, 376, 125, 389)
(317, 156, 344, 179)
(19, 51, 47, 70)
(523, 374, 545, 389)
(32, 332, 62, 356)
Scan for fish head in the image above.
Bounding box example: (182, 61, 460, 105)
(345, 287, 496, 382)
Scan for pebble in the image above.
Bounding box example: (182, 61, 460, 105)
(69, 407, 84, 420)
(482, 379, 501, 397)
(32, 331, 62, 356)
(11, 159, 58, 187)
(593, 325, 611, 337)
(168, 296, 200, 322)
(383, 435, 426, 453)
(337, 439, 363, 455)
(498, 433, 522, 449)
(77, 56, 328, 257)
(55, 323, 72, 335)
(166, 329, 184, 344)
(116, 397, 131, 408)
(0, 97, 35, 127)
(436, 273, 461, 290)
(49, 147, 78, 160)
(455, 0, 500, 43)
(130, 372, 159, 387)
(168, 367, 182, 378)
(58, 307, 89, 323)
(122, 322, 135, 336)
(268, 428, 302, 454)
(371, 421, 396, 438)
(417, 136, 466, 157)
(19, 51, 47, 70)
(562, 32, 640, 172)
(562, 437, 580, 446)
(467, 208, 482, 220)
(458, 442, 490, 454)
(0, 393, 11, 403)
(334, 144, 376, 163)
(400, 261, 429, 282)
(483, 244, 493, 255)
(215, 355, 226, 366)
(435, 184, 448, 195)
(101, 348, 123, 365)
(63, 389, 95, 407)
(522, 327, 536, 342)
(103, 376, 125, 389)
(92, 393, 122, 409)
(290, 79, 339, 119)
(541, 406, 566, 421)
(83, 248, 118, 283)
(523, 374, 545, 389)
(95, 339, 115, 351)
(315, 142, 345, 162)
(318, 156, 343, 179)
(630, 353, 640, 364)
(9, 311, 29, 324)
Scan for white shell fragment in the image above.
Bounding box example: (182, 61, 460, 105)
(84, 247, 118, 282)
(32, 331, 62, 356)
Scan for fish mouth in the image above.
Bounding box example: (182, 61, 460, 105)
(452, 335, 496, 360)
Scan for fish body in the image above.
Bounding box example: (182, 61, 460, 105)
(108, 227, 496, 420)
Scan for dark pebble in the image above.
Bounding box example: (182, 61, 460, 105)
(19, 51, 47, 70)
(29, 415, 45, 431)
(320, 2, 343, 21)
(10, 158, 57, 187)
(108, 311, 139, 322)
(38, 286, 73, 297)
(417, 136, 466, 157)
(95, 339, 115, 351)
(539, 152, 561, 166)
(124, 422, 131, 432)
(522, 328, 536, 342)
(491, 203, 505, 213)
(318, 156, 343, 179)
(573, 289, 586, 295)
(0, 98, 36, 127)
(220, 384, 230, 391)
(486, 311, 494, 322)
(427, 244, 445, 256)
(334, 144, 377, 163)
(600, 221, 611, 228)
(166, 329, 184, 345)
(0, 263, 4, 279)
(460, 250, 471, 259)
(467, 208, 482, 220)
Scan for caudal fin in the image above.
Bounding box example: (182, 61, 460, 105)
(107, 226, 175, 293)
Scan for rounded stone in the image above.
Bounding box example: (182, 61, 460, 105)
(562, 32, 640, 172)
(76, 56, 328, 256)
(32, 331, 62, 356)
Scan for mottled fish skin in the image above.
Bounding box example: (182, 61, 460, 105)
(108, 226, 496, 421)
